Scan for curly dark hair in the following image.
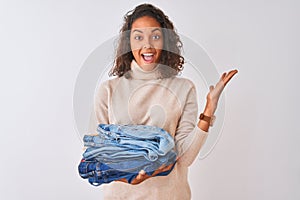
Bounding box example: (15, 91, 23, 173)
(109, 3, 184, 78)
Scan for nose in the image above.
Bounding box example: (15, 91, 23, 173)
(143, 37, 152, 49)
(143, 43, 151, 49)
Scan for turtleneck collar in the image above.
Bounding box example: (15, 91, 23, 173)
(128, 60, 162, 80)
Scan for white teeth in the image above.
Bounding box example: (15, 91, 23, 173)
(142, 53, 154, 56)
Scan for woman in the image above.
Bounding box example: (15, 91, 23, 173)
(94, 3, 238, 200)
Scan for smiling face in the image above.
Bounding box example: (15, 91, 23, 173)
(130, 16, 163, 71)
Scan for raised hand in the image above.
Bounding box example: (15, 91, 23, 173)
(205, 69, 238, 115)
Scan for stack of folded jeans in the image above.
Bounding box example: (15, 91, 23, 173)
(78, 124, 177, 186)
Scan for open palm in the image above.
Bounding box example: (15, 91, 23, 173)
(206, 69, 238, 114)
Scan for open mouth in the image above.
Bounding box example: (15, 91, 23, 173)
(141, 53, 155, 63)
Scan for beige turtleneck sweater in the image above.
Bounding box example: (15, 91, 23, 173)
(94, 60, 209, 200)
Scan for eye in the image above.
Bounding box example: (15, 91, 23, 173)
(152, 35, 161, 40)
(134, 35, 142, 40)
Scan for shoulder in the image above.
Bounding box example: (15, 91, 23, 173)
(169, 76, 196, 90)
(159, 76, 197, 102)
(97, 77, 121, 90)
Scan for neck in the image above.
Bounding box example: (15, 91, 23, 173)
(140, 63, 158, 71)
(128, 60, 160, 80)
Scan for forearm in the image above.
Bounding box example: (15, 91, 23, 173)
(176, 127, 208, 167)
(177, 102, 215, 167)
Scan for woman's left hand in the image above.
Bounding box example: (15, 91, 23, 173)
(205, 69, 238, 115)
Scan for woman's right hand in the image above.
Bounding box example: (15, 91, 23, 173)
(130, 163, 174, 185)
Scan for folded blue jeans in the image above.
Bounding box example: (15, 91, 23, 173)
(79, 124, 177, 186)
(83, 124, 175, 162)
(78, 158, 176, 186)
(85, 148, 177, 173)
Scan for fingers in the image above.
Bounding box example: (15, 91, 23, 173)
(220, 72, 227, 81)
(151, 165, 165, 176)
(136, 170, 146, 180)
(132, 164, 175, 184)
(131, 170, 149, 185)
(139, 170, 146, 176)
(163, 163, 174, 171)
(223, 69, 238, 86)
(116, 178, 128, 183)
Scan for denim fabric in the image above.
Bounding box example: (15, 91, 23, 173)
(83, 124, 175, 161)
(99, 124, 174, 154)
(97, 149, 176, 173)
(83, 142, 156, 161)
(79, 124, 177, 186)
(78, 158, 176, 186)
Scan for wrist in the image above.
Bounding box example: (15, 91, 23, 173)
(203, 103, 216, 116)
(199, 113, 216, 127)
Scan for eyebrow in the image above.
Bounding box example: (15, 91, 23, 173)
(132, 28, 162, 33)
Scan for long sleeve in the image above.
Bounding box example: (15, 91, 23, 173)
(87, 81, 110, 135)
(94, 80, 110, 124)
(175, 83, 209, 167)
(177, 126, 208, 166)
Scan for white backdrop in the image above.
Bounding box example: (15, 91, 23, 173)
(0, 0, 299, 199)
